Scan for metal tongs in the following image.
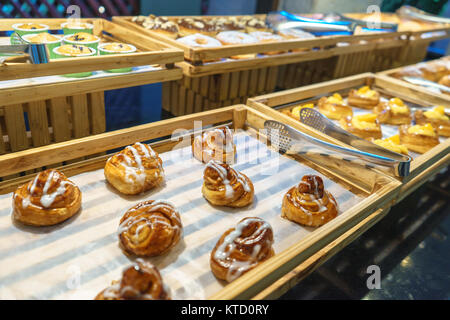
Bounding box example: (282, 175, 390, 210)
(0, 32, 49, 65)
(397, 5, 450, 25)
(266, 11, 356, 36)
(264, 108, 411, 177)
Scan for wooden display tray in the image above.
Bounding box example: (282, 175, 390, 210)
(0, 105, 400, 300)
(113, 15, 410, 77)
(247, 73, 450, 195)
(377, 58, 450, 104)
(0, 18, 184, 81)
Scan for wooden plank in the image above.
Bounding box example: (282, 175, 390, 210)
(0, 120, 5, 154)
(171, 81, 180, 116)
(178, 85, 187, 116)
(238, 70, 250, 98)
(69, 95, 90, 138)
(228, 71, 240, 100)
(218, 73, 230, 101)
(247, 69, 259, 96)
(266, 66, 278, 92)
(26, 100, 50, 147)
(185, 89, 195, 115)
(257, 67, 268, 94)
(161, 81, 172, 114)
(3, 104, 28, 152)
(48, 97, 71, 143)
(194, 93, 203, 113)
(87, 92, 106, 135)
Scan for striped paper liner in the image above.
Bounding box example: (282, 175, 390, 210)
(0, 131, 364, 300)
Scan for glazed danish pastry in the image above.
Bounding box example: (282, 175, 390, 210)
(118, 200, 182, 257)
(399, 123, 440, 154)
(95, 259, 170, 300)
(348, 86, 380, 109)
(104, 142, 164, 195)
(210, 217, 274, 282)
(282, 175, 338, 227)
(340, 113, 382, 140)
(438, 74, 450, 87)
(372, 135, 409, 155)
(284, 103, 314, 120)
(414, 106, 450, 137)
(202, 160, 254, 207)
(318, 93, 353, 120)
(373, 97, 412, 125)
(192, 126, 236, 164)
(12, 169, 81, 226)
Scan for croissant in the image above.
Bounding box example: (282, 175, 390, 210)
(12, 169, 82, 226)
(118, 200, 183, 256)
(282, 175, 338, 227)
(192, 126, 236, 163)
(95, 259, 170, 300)
(202, 160, 254, 207)
(104, 142, 164, 195)
(210, 217, 274, 282)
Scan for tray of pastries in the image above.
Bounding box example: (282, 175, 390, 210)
(379, 57, 450, 98)
(0, 105, 399, 300)
(0, 18, 183, 81)
(248, 73, 450, 189)
(112, 14, 409, 76)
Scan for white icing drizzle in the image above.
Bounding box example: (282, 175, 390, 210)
(205, 160, 251, 199)
(22, 170, 74, 209)
(113, 143, 162, 186)
(289, 180, 337, 214)
(213, 218, 272, 282)
(118, 200, 181, 237)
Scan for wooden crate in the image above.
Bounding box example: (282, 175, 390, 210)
(247, 73, 450, 197)
(0, 18, 184, 80)
(113, 15, 416, 77)
(377, 57, 450, 104)
(0, 105, 400, 300)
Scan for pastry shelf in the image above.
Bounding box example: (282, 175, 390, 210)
(247, 73, 450, 201)
(377, 57, 450, 105)
(113, 15, 410, 77)
(0, 18, 184, 82)
(0, 105, 400, 300)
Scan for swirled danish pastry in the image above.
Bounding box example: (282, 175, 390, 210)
(210, 217, 274, 282)
(282, 175, 338, 227)
(202, 160, 254, 207)
(95, 259, 170, 300)
(12, 169, 82, 226)
(104, 142, 164, 195)
(118, 200, 182, 257)
(192, 126, 236, 164)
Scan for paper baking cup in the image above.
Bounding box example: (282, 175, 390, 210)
(22, 33, 62, 59)
(11, 23, 49, 44)
(98, 43, 137, 73)
(61, 22, 94, 35)
(52, 46, 96, 78)
(62, 33, 100, 50)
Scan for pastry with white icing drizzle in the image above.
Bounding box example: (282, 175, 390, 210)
(118, 200, 182, 256)
(192, 126, 236, 164)
(12, 169, 82, 226)
(282, 175, 338, 227)
(104, 142, 164, 195)
(202, 160, 254, 207)
(210, 217, 274, 282)
(95, 259, 170, 300)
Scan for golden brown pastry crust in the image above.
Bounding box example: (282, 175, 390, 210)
(281, 175, 338, 227)
(12, 169, 81, 226)
(399, 125, 440, 154)
(177, 18, 217, 37)
(317, 96, 353, 120)
(339, 115, 382, 140)
(104, 142, 164, 195)
(95, 259, 170, 300)
(414, 110, 450, 137)
(192, 126, 236, 164)
(210, 217, 274, 282)
(118, 200, 182, 257)
(373, 101, 412, 125)
(202, 160, 254, 207)
(347, 88, 380, 109)
(438, 74, 450, 87)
